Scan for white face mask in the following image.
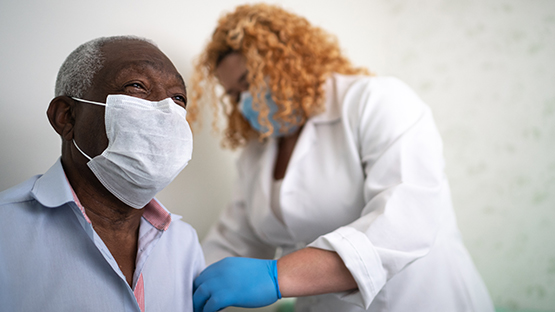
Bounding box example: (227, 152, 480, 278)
(71, 94, 193, 209)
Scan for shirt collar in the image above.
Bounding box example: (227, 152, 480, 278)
(30, 158, 75, 209)
(31, 158, 174, 231)
(143, 198, 175, 231)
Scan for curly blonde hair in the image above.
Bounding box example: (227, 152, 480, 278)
(189, 3, 370, 149)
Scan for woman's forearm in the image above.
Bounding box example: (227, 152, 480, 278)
(277, 247, 358, 297)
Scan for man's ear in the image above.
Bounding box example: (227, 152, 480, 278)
(47, 96, 75, 141)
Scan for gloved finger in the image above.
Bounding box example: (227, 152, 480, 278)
(203, 291, 232, 312)
(193, 274, 202, 292)
(193, 261, 226, 291)
(193, 283, 211, 312)
(193, 269, 217, 293)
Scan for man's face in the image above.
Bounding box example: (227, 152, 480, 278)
(72, 40, 187, 159)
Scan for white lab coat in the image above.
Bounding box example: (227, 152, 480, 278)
(202, 74, 494, 311)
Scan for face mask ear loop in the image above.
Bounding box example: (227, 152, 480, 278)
(73, 139, 92, 161)
(71, 97, 106, 106)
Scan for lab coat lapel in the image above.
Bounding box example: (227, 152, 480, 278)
(258, 138, 276, 210)
(247, 139, 296, 245)
(248, 74, 348, 245)
(284, 75, 339, 171)
(278, 74, 351, 243)
(249, 132, 324, 246)
(241, 139, 273, 220)
(286, 121, 316, 171)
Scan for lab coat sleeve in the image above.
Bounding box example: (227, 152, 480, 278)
(202, 173, 276, 265)
(309, 77, 449, 308)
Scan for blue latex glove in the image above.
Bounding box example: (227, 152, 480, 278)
(193, 257, 282, 312)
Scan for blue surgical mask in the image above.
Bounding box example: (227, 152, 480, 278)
(239, 91, 300, 137)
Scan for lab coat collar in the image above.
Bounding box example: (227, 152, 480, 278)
(309, 74, 340, 124)
(309, 73, 366, 124)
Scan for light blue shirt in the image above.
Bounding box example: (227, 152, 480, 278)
(0, 159, 204, 311)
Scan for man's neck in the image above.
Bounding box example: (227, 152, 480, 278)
(61, 153, 144, 287)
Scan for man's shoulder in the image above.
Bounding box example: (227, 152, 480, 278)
(167, 217, 200, 240)
(163, 217, 203, 251)
(161, 217, 205, 269)
(0, 175, 41, 207)
(0, 175, 47, 228)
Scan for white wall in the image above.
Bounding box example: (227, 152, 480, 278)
(1, 0, 553, 310)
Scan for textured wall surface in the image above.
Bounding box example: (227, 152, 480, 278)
(373, 1, 555, 310)
(0, 0, 553, 310)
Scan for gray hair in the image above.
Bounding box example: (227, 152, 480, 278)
(54, 35, 156, 98)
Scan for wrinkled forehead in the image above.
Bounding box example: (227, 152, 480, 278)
(97, 40, 185, 86)
(103, 40, 166, 65)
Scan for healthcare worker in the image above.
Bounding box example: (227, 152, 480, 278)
(189, 3, 494, 312)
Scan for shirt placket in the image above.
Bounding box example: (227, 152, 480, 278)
(68, 201, 152, 312)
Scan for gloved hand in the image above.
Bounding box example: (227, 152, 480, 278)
(193, 257, 282, 312)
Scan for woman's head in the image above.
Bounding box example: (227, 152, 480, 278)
(190, 3, 369, 149)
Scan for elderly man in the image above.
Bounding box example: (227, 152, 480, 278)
(0, 36, 204, 311)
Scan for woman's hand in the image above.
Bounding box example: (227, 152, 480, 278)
(193, 248, 358, 312)
(193, 257, 281, 312)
